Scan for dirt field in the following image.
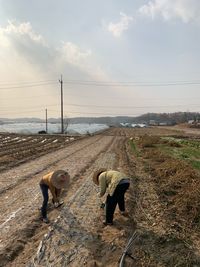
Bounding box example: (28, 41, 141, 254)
(0, 126, 200, 267)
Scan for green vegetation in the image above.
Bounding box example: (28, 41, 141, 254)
(159, 137, 200, 171)
(129, 140, 140, 157)
(130, 136, 200, 171)
(190, 160, 200, 170)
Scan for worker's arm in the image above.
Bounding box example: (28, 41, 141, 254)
(55, 188, 61, 198)
(98, 174, 107, 197)
(51, 188, 62, 204)
(49, 184, 59, 202)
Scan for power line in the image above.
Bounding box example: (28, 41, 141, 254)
(0, 79, 56, 85)
(63, 103, 200, 109)
(1, 94, 59, 101)
(0, 103, 199, 112)
(0, 81, 57, 90)
(48, 110, 144, 116)
(63, 79, 200, 87)
(0, 110, 45, 115)
(0, 109, 140, 117)
(1, 78, 200, 90)
(0, 104, 59, 111)
(1, 107, 199, 117)
(63, 78, 200, 84)
(1, 93, 200, 101)
(1, 78, 198, 85)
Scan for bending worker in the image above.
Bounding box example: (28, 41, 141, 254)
(39, 170, 70, 223)
(93, 169, 130, 226)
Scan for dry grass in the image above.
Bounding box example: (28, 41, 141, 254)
(137, 135, 160, 148)
(138, 137, 200, 232)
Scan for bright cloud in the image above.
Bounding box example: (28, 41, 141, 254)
(58, 42, 109, 80)
(139, 0, 200, 23)
(0, 21, 47, 79)
(107, 12, 133, 37)
(59, 42, 92, 66)
(0, 21, 54, 81)
(0, 21, 46, 46)
(0, 21, 109, 83)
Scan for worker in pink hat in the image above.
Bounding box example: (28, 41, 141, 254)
(93, 169, 130, 226)
(39, 170, 70, 223)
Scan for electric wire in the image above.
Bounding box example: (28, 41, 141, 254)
(0, 78, 199, 118)
(63, 80, 200, 87)
(0, 103, 199, 111)
(0, 78, 200, 90)
(0, 81, 57, 90)
(63, 103, 200, 109)
(0, 79, 56, 85)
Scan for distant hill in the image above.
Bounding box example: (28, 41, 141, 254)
(1, 112, 200, 126)
(0, 117, 44, 123)
(132, 112, 200, 125)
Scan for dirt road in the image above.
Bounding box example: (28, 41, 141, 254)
(1, 126, 200, 267)
(0, 132, 118, 266)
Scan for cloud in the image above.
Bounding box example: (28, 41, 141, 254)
(57, 42, 109, 80)
(139, 0, 200, 23)
(59, 42, 91, 67)
(0, 21, 48, 77)
(107, 12, 133, 37)
(0, 20, 109, 82)
(0, 20, 46, 46)
(0, 20, 53, 72)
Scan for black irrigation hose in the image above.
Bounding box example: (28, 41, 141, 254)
(119, 231, 138, 267)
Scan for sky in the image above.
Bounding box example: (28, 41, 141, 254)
(0, 0, 200, 119)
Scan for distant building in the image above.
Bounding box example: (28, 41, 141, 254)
(159, 122, 168, 126)
(149, 120, 158, 126)
(120, 123, 131, 127)
(131, 123, 147, 128)
(188, 120, 195, 124)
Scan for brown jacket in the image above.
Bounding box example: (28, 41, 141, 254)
(40, 172, 61, 202)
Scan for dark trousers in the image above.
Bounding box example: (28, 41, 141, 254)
(40, 183, 49, 218)
(106, 182, 130, 223)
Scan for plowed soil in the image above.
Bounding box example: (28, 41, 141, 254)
(0, 126, 200, 267)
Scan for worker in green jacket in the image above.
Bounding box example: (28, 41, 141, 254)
(93, 169, 130, 226)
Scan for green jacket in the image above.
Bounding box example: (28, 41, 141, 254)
(98, 170, 129, 197)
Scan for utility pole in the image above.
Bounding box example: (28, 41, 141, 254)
(59, 75, 64, 134)
(45, 108, 48, 133)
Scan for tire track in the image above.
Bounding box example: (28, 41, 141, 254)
(0, 135, 115, 266)
(0, 135, 104, 194)
(29, 151, 117, 267)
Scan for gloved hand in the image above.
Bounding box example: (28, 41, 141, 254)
(54, 200, 64, 208)
(100, 202, 105, 209)
(54, 202, 59, 208)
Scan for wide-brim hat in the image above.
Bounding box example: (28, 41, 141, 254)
(93, 168, 107, 185)
(51, 170, 70, 189)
